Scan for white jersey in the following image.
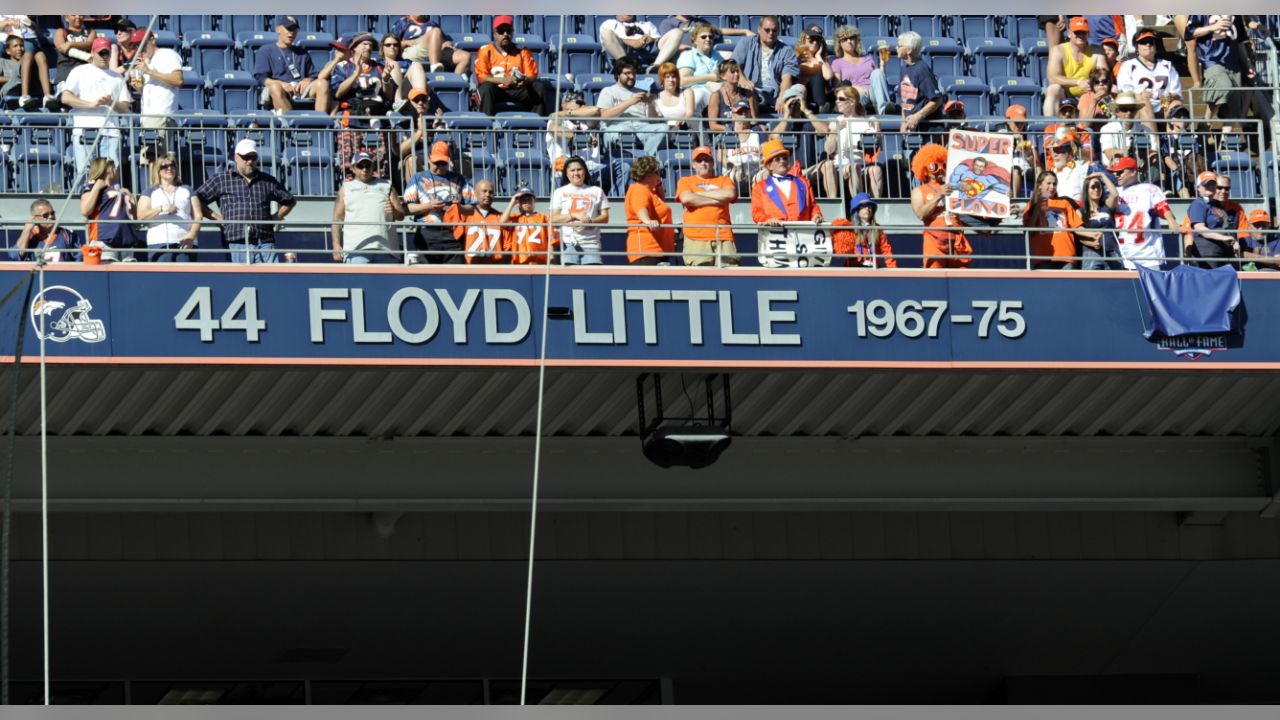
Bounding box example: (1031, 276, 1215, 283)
(550, 183, 609, 248)
(1113, 182, 1172, 269)
(1116, 57, 1182, 114)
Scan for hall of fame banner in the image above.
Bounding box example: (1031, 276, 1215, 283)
(757, 222, 833, 268)
(946, 129, 1015, 219)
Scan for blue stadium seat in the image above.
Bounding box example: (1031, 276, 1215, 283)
(991, 75, 1041, 116)
(468, 147, 502, 188)
(169, 15, 217, 38)
(1214, 152, 1260, 197)
(864, 37, 902, 89)
(578, 74, 615, 105)
(898, 16, 945, 38)
(188, 31, 234, 76)
(297, 31, 337, 70)
(846, 16, 891, 37)
(425, 71, 471, 113)
(548, 34, 603, 77)
(442, 112, 498, 156)
(921, 38, 964, 79)
(497, 149, 551, 195)
(790, 16, 834, 37)
(283, 146, 335, 195)
(942, 76, 991, 114)
(174, 113, 231, 190)
(13, 114, 65, 193)
(954, 16, 1000, 43)
(223, 15, 266, 39)
(237, 31, 278, 70)
(494, 112, 546, 155)
(232, 112, 282, 175)
(326, 15, 370, 38)
(371, 15, 396, 37)
(514, 34, 549, 69)
(655, 148, 692, 197)
(1008, 15, 1045, 46)
(177, 70, 205, 110)
(208, 70, 259, 115)
(150, 30, 182, 49)
(452, 32, 488, 53)
(970, 38, 1019, 83)
(1020, 38, 1050, 86)
(282, 110, 336, 153)
(544, 73, 577, 96)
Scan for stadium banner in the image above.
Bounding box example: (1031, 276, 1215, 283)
(946, 129, 1014, 219)
(757, 222, 834, 268)
(1, 266, 1279, 368)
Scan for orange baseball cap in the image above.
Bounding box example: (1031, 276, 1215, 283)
(1068, 16, 1089, 34)
(761, 139, 790, 164)
(692, 146, 713, 161)
(1196, 170, 1218, 187)
(429, 141, 451, 164)
(1134, 30, 1158, 43)
(1004, 104, 1027, 120)
(1249, 209, 1271, 225)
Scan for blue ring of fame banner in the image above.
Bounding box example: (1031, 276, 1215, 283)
(2, 265, 1280, 368)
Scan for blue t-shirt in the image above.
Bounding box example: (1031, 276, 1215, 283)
(253, 43, 316, 84)
(1243, 234, 1280, 260)
(1184, 16, 1246, 73)
(899, 61, 942, 121)
(1084, 16, 1119, 47)
(1187, 197, 1229, 231)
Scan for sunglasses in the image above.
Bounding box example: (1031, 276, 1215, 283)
(495, 26, 513, 34)
(383, 42, 397, 47)
(1214, 186, 1232, 191)
(353, 161, 373, 169)
(1052, 146, 1071, 154)
(160, 163, 176, 170)
(96, 50, 111, 57)
(37, 212, 54, 219)
(238, 153, 258, 161)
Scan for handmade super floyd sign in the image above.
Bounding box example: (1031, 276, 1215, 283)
(946, 129, 1015, 219)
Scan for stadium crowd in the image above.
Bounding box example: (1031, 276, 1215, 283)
(2, 14, 1279, 269)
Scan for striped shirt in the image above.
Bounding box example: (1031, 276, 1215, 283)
(194, 170, 295, 244)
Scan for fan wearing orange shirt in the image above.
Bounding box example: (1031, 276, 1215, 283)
(625, 155, 675, 265)
(475, 15, 549, 116)
(909, 143, 971, 269)
(445, 178, 506, 264)
(677, 146, 738, 267)
(1022, 170, 1083, 268)
(499, 183, 558, 265)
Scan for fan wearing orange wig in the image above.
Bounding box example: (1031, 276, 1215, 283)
(909, 143, 972, 269)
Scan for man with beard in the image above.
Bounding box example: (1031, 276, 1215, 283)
(192, 138, 297, 264)
(475, 15, 548, 116)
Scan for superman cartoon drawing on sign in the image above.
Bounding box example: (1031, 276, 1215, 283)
(947, 157, 1011, 201)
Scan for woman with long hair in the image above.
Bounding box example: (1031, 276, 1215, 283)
(1022, 170, 1083, 269)
(795, 24, 834, 113)
(80, 158, 143, 262)
(548, 155, 610, 266)
(1078, 171, 1120, 269)
(832, 192, 896, 267)
(707, 59, 757, 132)
(807, 85, 883, 199)
(654, 61, 699, 130)
(137, 153, 202, 262)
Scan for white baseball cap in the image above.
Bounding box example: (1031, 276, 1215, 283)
(234, 138, 258, 156)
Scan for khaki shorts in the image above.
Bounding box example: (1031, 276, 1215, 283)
(683, 238, 739, 267)
(1202, 63, 1246, 119)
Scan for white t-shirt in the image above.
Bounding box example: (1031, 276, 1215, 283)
(1053, 160, 1090, 205)
(145, 185, 194, 247)
(1116, 57, 1181, 114)
(599, 18, 659, 44)
(141, 47, 183, 117)
(725, 132, 762, 170)
(1100, 120, 1158, 161)
(834, 117, 875, 168)
(63, 63, 131, 135)
(550, 183, 609, 248)
(1114, 182, 1171, 269)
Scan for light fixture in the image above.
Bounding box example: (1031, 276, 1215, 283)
(636, 374, 732, 469)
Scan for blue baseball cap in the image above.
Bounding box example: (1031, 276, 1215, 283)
(272, 15, 299, 30)
(351, 152, 373, 165)
(849, 192, 877, 214)
(512, 183, 535, 198)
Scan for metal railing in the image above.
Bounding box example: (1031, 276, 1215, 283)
(5, 217, 1279, 272)
(4, 113, 1272, 206)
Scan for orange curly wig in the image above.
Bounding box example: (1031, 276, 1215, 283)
(911, 143, 949, 183)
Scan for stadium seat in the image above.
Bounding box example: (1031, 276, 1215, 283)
(845, 16, 890, 37)
(991, 75, 1041, 116)
(921, 38, 964, 79)
(1020, 38, 1050, 87)
(169, 15, 217, 38)
(655, 148, 693, 196)
(548, 34, 603, 77)
(177, 70, 206, 111)
(1008, 15, 1045, 46)
(1214, 152, 1260, 197)
(173, 112, 231, 190)
(207, 70, 259, 115)
(467, 147, 502, 187)
(281, 111, 337, 154)
(13, 114, 65, 193)
(326, 15, 370, 38)
(942, 76, 991, 114)
(578, 74, 615, 105)
(514, 34, 549, 69)
(452, 33, 488, 53)
(236, 30, 279, 71)
(297, 32, 337, 70)
(150, 30, 181, 49)
(970, 38, 1019, 83)
(493, 112, 546, 155)
(954, 16, 1000, 43)
(898, 16, 945, 39)
(496, 149, 552, 195)
(232, 112, 282, 175)
(188, 30, 234, 76)
(223, 14, 266, 39)
(424, 71, 471, 113)
(283, 146, 335, 195)
(864, 37, 902, 88)
(543, 73, 577, 96)
(712, 36, 746, 57)
(791, 16, 834, 37)
(441, 112, 498, 156)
